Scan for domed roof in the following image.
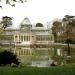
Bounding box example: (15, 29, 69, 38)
(36, 23, 43, 27)
(21, 17, 31, 25)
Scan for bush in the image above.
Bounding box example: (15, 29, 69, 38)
(52, 55, 65, 65)
(0, 50, 20, 66)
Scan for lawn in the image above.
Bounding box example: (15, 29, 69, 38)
(0, 64, 75, 75)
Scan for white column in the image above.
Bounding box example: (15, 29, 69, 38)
(26, 36, 27, 41)
(23, 35, 24, 42)
(57, 49, 61, 56)
(18, 35, 19, 42)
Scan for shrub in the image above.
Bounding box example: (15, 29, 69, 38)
(0, 50, 20, 66)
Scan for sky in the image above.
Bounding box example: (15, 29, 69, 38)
(0, 0, 75, 28)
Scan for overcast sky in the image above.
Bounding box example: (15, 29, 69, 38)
(0, 0, 75, 28)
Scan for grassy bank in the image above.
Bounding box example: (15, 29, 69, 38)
(0, 64, 75, 75)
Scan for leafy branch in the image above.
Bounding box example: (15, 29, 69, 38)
(0, 0, 27, 8)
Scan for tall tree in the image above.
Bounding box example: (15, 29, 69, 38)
(62, 15, 75, 56)
(0, 16, 13, 48)
(52, 20, 63, 42)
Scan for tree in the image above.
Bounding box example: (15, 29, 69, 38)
(36, 23, 43, 27)
(0, 16, 13, 49)
(0, 16, 13, 40)
(0, 50, 19, 66)
(0, 16, 13, 29)
(51, 20, 63, 42)
(0, 0, 27, 8)
(62, 15, 75, 56)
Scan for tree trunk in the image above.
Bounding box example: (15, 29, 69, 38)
(67, 42, 70, 56)
(54, 33, 57, 43)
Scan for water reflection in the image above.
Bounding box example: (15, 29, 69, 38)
(15, 47, 63, 67)
(4, 46, 75, 67)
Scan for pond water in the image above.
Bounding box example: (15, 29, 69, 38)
(2, 46, 75, 67)
(19, 47, 75, 67)
(16, 47, 62, 66)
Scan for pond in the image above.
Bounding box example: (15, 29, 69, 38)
(1, 45, 75, 67)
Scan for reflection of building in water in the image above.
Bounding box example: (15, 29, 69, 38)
(1, 17, 54, 63)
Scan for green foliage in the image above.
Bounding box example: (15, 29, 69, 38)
(1, 16, 12, 29)
(0, 16, 13, 44)
(65, 39, 72, 44)
(36, 23, 43, 27)
(0, 50, 20, 66)
(66, 56, 75, 64)
(52, 55, 64, 65)
(51, 20, 62, 42)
